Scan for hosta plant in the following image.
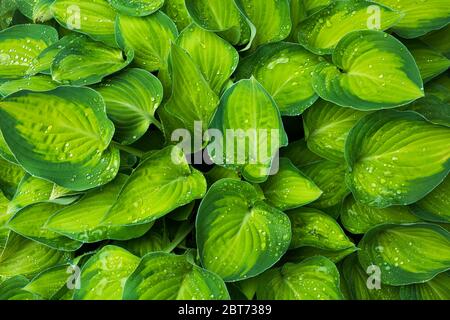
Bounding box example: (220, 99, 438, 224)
(0, 0, 449, 301)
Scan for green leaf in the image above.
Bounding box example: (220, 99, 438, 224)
(303, 100, 368, 161)
(16, 0, 54, 22)
(358, 223, 450, 285)
(341, 254, 400, 300)
(312, 30, 424, 110)
(116, 11, 178, 72)
(0, 1, 16, 31)
(0, 75, 59, 97)
(7, 202, 82, 251)
(24, 262, 78, 299)
(123, 252, 228, 300)
(280, 139, 323, 169)
(0, 275, 39, 300)
(0, 24, 58, 79)
(51, 0, 118, 47)
(102, 146, 207, 226)
(163, 42, 219, 142)
(0, 86, 120, 191)
(284, 245, 357, 264)
(288, 0, 307, 41)
(405, 40, 450, 83)
(345, 110, 450, 207)
(255, 256, 343, 300)
(375, 0, 450, 38)
(196, 179, 291, 282)
(301, 160, 349, 211)
(177, 24, 239, 95)
(51, 35, 132, 86)
(96, 68, 163, 145)
(185, 0, 255, 47)
(47, 174, 152, 243)
(288, 207, 355, 251)
(28, 34, 80, 75)
(107, 0, 164, 16)
(7, 174, 54, 215)
(261, 158, 322, 210)
(411, 176, 450, 223)
(235, 0, 291, 49)
(0, 158, 25, 198)
(235, 42, 323, 115)
(0, 232, 71, 278)
(208, 78, 288, 183)
(341, 196, 420, 235)
(403, 73, 450, 126)
(298, 0, 402, 55)
(400, 271, 450, 300)
(162, 0, 192, 31)
(74, 245, 140, 300)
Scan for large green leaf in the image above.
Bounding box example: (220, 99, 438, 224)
(0, 275, 39, 300)
(235, 42, 323, 115)
(0, 75, 59, 97)
(0, 232, 71, 279)
(358, 223, 450, 285)
(0, 24, 58, 79)
(405, 40, 450, 83)
(7, 174, 54, 215)
(298, 0, 402, 55)
(341, 254, 400, 300)
(404, 74, 450, 127)
(28, 34, 80, 76)
(162, 0, 192, 31)
(51, 0, 118, 47)
(345, 110, 450, 207)
(411, 176, 450, 223)
(0, 158, 25, 198)
(255, 256, 343, 300)
(312, 30, 424, 110)
(208, 78, 288, 183)
(116, 11, 178, 72)
(102, 146, 206, 226)
(51, 35, 132, 86)
(341, 196, 420, 234)
(261, 158, 322, 210)
(303, 100, 368, 161)
(7, 202, 83, 251)
(177, 24, 239, 95)
(400, 271, 450, 300)
(185, 0, 254, 47)
(96, 68, 163, 145)
(235, 0, 291, 49)
(301, 160, 349, 211)
(375, 0, 450, 38)
(0, 87, 120, 191)
(107, 0, 164, 16)
(47, 174, 152, 242)
(74, 245, 140, 300)
(288, 207, 355, 251)
(123, 252, 230, 300)
(196, 179, 291, 282)
(163, 43, 219, 143)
